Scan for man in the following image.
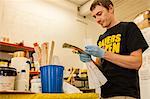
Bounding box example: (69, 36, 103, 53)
(79, 0, 149, 99)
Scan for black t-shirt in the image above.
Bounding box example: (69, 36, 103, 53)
(97, 22, 149, 98)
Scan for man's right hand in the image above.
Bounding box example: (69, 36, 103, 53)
(79, 53, 92, 63)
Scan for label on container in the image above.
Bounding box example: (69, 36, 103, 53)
(0, 76, 15, 91)
(31, 79, 41, 93)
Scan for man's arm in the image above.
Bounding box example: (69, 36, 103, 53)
(103, 49, 142, 70)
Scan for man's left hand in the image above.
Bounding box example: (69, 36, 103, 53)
(85, 45, 105, 58)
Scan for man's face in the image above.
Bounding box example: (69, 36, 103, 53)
(91, 5, 113, 28)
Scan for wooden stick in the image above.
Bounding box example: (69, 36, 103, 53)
(41, 43, 47, 66)
(33, 43, 41, 66)
(66, 68, 76, 83)
(44, 42, 49, 65)
(48, 41, 55, 64)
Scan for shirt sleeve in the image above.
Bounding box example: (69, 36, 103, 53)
(126, 22, 149, 53)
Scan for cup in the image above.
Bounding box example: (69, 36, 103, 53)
(40, 65, 64, 93)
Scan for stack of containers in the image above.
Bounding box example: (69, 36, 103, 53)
(134, 10, 150, 99)
(11, 51, 31, 91)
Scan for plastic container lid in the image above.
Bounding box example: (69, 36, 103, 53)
(0, 67, 17, 76)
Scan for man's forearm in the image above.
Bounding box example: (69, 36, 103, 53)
(103, 50, 142, 70)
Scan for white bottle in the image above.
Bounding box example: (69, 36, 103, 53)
(16, 70, 28, 91)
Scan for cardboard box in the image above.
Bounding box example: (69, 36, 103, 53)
(134, 10, 150, 29)
(137, 19, 150, 29)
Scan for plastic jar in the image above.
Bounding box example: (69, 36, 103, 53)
(15, 70, 29, 91)
(30, 78, 41, 93)
(0, 67, 17, 91)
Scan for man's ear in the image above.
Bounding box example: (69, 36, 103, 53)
(108, 5, 114, 14)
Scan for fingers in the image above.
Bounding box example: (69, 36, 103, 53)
(79, 54, 91, 62)
(85, 45, 97, 55)
(84, 45, 104, 58)
(85, 45, 98, 51)
(85, 45, 98, 48)
(85, 50, 93, 55)
(80, 53, 91, 58)
(85, 45, 95, 50)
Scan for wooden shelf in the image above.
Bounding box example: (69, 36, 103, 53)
(0, 42, 34, 59)
(0, 41, 34, 53)
(30, 71, 40, 75)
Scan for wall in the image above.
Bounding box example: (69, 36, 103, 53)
(0, 0, 101, 69)
(114, 0, 149, 21)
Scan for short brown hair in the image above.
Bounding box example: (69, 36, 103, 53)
(90, 0, 113, 11)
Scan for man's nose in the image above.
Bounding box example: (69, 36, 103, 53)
(96, 18, 101, 24)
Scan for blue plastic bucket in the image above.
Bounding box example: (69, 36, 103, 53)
(40, 65, 64, 93)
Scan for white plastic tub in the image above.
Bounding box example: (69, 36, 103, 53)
(0, 67, 17, 91)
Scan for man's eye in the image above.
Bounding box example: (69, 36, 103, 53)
(97, 12, 102, 16)
(93, 16, 96, 18)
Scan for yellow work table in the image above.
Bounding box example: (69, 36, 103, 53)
(0, 93, 99, 99)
